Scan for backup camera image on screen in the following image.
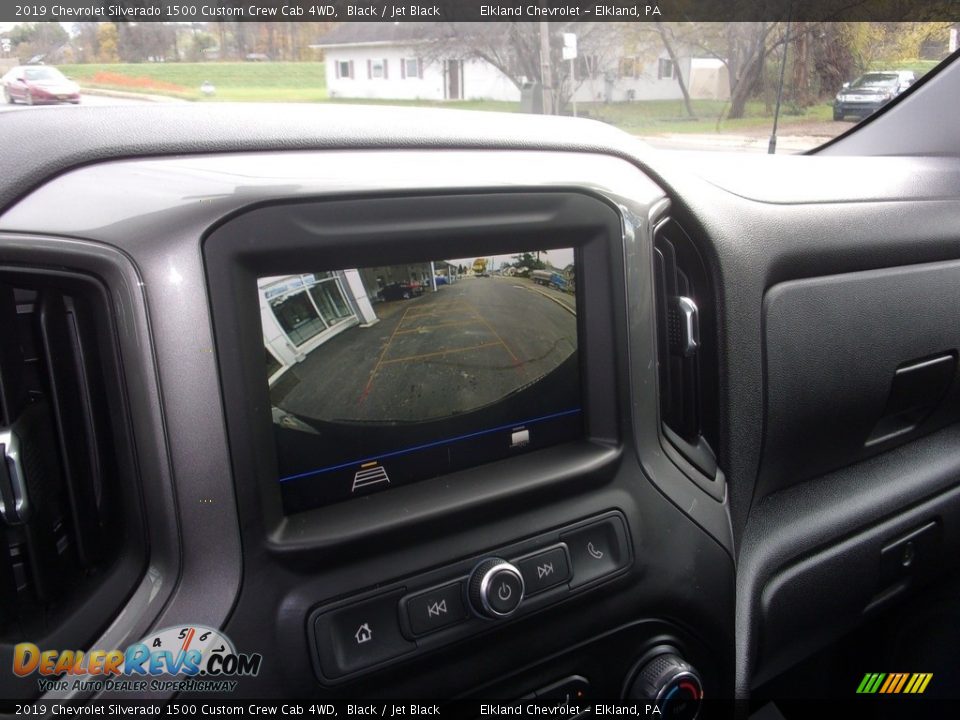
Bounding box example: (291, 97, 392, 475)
(259, 249, 582, 513)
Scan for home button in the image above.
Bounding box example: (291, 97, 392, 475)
(314, 590, 415, 679)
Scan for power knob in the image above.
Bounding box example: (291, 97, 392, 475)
(468, 558, 525, 618)
(626, 652, 703, 720)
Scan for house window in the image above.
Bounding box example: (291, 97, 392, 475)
(404, 58, 420, 79)
(371, 61, 384, 79)
(619, 57, 639, 79)
(337, 60, 352, 79)
(658, 58, 674, 79)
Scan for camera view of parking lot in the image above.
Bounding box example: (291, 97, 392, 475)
(262, 251, 577, 426)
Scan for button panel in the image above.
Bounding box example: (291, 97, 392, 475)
(310, 512, 632, 683)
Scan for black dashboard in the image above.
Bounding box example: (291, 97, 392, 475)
(2, 64, 960, 712)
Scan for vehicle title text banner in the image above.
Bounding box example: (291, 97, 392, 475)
(4, 0, 960, 23)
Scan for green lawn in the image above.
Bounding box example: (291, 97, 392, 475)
(578, 99, 834, 134)
(58, 62, 327, 101)
(321, 97, 521, 113)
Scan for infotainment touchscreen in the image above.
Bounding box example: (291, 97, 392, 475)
(259, 249, 582, 513)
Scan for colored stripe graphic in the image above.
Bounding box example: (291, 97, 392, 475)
(893, 673, 909, 693)
(857, 672, 932, 694)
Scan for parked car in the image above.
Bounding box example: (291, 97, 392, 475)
(379, 280, 424, 301)
(2, 65, 81, 105)
(834, 70, 915, 120)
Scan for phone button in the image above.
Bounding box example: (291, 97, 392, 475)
(561, 517, 630, 588)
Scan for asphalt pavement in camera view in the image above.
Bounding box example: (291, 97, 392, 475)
(272, 276, 577, 424)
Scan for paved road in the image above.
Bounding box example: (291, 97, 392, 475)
(274, 276, 578, 424)
(0, 92, 151, 114)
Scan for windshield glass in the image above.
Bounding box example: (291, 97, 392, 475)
(849, 73, 901, 88)
(0, 18, 954, 153)
(23, 67, 65, 82)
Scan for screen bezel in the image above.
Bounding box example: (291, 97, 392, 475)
(204, 191, 623, 552)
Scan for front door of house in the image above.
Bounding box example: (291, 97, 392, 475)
(445, 60, 462, 100)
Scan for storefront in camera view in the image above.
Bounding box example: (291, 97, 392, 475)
(259, 271, 377, 386)
(259, 263, 441, 387)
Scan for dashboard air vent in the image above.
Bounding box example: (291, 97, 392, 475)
(653, 219, 721, 484)
(0, 270, 138, 645)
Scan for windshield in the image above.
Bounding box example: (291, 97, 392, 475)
(850, 73, 901, 89)
(22, 67, 65, 82)
(0, 18, 954, 153)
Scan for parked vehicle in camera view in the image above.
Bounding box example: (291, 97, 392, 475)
(379, 280, 424, 301)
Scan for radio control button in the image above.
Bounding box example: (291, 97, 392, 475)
(403, 582, 468, 636)
(515, 546, 570, 595)
(468, 558, 525, 618)
(562, 517, 629, 588)
(314, 591, 414, 678)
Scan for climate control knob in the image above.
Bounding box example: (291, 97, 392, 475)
(468, 558, 525, 618)
(626, 653, 703, 720)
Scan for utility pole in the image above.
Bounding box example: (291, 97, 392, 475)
(563, 33, 578, 117)
(539, 21, 552, 115)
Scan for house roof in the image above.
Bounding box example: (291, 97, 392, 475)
(312, 22, 461, 48)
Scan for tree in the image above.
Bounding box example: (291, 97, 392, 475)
(424, 22, 622, 114)
(719, 23, 777, 119)
(112, 22, 177, 62)
(512, 252, 546, 271)
(7, 22, 68, 63)
(72, 22, 101, 64)
(96, 23, 119, 63)
(681, 22, 813, 120)
(654, 22, 695, 118)
(186, 30, 216, 62)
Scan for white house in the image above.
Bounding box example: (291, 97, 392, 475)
(313, 23, 727, 105)
(313, 23, 519, 102)
(573, 53, 693, 103)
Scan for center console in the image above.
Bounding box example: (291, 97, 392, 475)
(199, 168, 732, 705)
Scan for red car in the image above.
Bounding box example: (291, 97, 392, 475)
(2, 65, 81, 105)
